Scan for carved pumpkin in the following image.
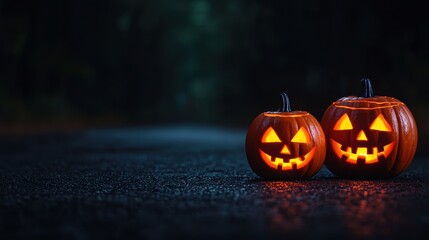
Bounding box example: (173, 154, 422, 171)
(245, 93, 326, 180)
(321, 78, 418, 179)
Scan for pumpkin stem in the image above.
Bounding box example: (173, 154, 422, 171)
(280, 93, 291, 112)
(361, 78, 374, 98)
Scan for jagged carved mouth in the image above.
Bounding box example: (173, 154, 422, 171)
(258, 147, 316, 170)
(330, 139, 396, 164)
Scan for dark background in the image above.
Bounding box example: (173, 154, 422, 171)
(2, 1, 429, 239)
(1, 0, 428, 140)
(3, 1, 427, 158)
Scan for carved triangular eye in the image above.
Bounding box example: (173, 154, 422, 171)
(370, 114, 392, 132)
(261, 127, 282, 143)
(291, 127, 310, 143)
(334, 113, 353, 130)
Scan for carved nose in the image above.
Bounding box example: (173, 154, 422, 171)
(280, 145, 291, 155)
(356, 130, 368, 141)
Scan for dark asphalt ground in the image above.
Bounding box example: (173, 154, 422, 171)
(1, 125, 429, 240)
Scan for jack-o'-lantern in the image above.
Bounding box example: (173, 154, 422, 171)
(246, 93, 326, 180)
(321, 78, 418, 179)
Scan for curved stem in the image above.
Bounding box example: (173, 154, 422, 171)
(280, 93, 291, 112)
(361, 78, 374, 98)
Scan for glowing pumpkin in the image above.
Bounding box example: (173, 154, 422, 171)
(245, 93, 326, 180)
(321, 78, 418, 178)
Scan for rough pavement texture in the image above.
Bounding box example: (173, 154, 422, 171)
(1, 125, 429, 240)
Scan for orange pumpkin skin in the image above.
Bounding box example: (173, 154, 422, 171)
(245, 94, 326, 180)
(321, 79, 418, 179)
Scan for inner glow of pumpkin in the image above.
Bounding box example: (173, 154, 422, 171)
(259, 148, 316, 170)
(333, 113, 353, 130)
(280, 145, 291, 154)
(330, 113, 395, 164)
(333, 99, 403, 109)
(261, 127, 310, 144)
(291, 127, 310, 143)
(262, 127, 282, 143)
(330, 139, 395, 164)
(370, 114, 392, 131)
(259, 127, 313, 170)
(334, 113, 392, 132)
(356, 130, 368, 141)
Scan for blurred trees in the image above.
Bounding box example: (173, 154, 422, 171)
(0, 0, 428, 130)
